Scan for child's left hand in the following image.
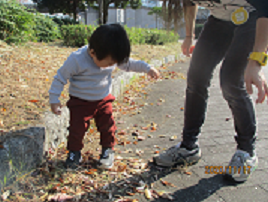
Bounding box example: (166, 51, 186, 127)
(147, 67, 160, 80)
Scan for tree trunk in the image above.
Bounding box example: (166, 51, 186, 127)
(167, 0, 173, 31)
(98, 0, 103, 25)
(162, 0, 166, 29)
(73, 0, 77, 22)
(156, 14, 158, 28)
(103, 0, 109, 24)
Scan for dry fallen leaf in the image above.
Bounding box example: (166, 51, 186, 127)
(114, 199, 139, 202)
(117, 163, 127, 172)
(144, 188, 152, 199)
(1, 190, 10, 200)
(170, 135, 177, 141)
(48, 193, 74, 202)
(28, 99, 39, 103)
(137, 136, 146, 141)
(118, 130, 127, 135)
(160, 179, 177, 187)
(184, 171, 192, 175)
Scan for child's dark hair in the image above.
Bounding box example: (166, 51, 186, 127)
(89, 23, 130, 65)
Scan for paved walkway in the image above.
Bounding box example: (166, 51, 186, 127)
(114, 57, 268, 202)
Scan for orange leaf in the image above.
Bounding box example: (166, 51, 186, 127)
(118, 131, 126, 135)
(160, 179, 176, 187)
(28, 100, 39, 103)
(117, 163, 127, 172)
(151, 126, 157, 130)
(185, 171, 192, 175)
(154, 151, 160, 154)
(133, 141, 138, 145)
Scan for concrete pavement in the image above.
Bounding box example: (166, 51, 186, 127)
(113, 57, 268, 202)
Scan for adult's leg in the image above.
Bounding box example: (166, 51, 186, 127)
(182, 16, 235, 149)
(153, 16, 236, 167)
(220, 11, 257, 156)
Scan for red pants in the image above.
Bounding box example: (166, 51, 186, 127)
(66, 94, 117, 151)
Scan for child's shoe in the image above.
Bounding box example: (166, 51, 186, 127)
(64, 150, 82, 170)
(97, 147, 114, 169)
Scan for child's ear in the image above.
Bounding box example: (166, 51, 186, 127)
(89, 49, 95, 58)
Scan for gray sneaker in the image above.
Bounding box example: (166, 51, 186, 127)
(153, 142, 201, 167)
(97, 147, 114, 169)
(224, 149, 258, 182)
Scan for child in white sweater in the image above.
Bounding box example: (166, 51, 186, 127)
(49, 23, 160, 170)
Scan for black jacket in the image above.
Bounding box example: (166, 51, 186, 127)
(246, 0, 268, 18)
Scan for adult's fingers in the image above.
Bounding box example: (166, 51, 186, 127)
(256, 79, 265, 104)
(245, 79, 253, 95)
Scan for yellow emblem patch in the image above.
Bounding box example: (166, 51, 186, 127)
(231, 7, 249, 25)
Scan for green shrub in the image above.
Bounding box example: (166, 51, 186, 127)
(52, 17, 79, 28)
(125, 27, 179, 45)
(0, 0, 36, 44)
(61, 24, 96, 47)
(33, 14, 60, 42)
(61, 24, 179, 47)
(0, 0, 60, 44)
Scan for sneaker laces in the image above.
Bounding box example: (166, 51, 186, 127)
(102, 148, 111, 158)
(69, 152, 75, 161)
(230, 153, 246, 168)
(163, 146, 181, 158)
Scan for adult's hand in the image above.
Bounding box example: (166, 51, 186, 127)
(244, 60, 268, 104)
(181, 37, 193, 57)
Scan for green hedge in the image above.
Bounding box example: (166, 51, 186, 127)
(0, 0, 60, 44)
(61, 24, 97, 47)
(52, 17, 80, 28)
(61, 24, 179, 47)
(0, 0, 36, 44)
(33, 14, 61, 42)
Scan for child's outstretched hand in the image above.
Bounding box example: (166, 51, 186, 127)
(51, 103, 62, 115)
(147, 67, 160, 80)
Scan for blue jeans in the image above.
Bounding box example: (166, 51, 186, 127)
(182, 12, 257, 155)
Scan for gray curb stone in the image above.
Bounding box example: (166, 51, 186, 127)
(0, 54, 179, 190)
